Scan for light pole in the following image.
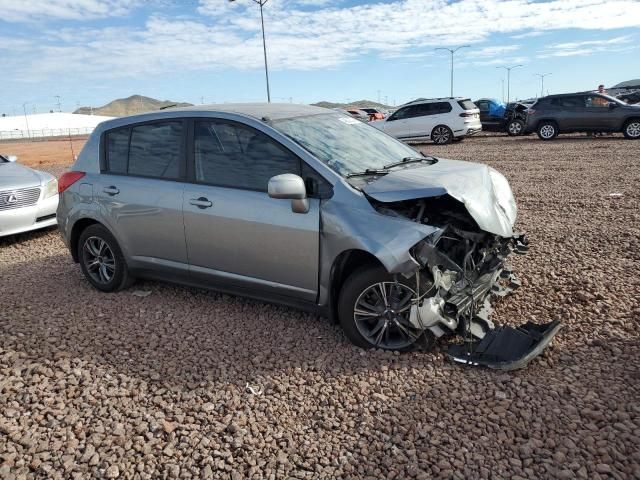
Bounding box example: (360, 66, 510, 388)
(435, 45, 470, 97)
(496, 65, 522, 103)
(22, 102, 31, 139)
(533, 73, 551, 98)
(230, 0, 271, 103)
(54, 95, 62, 112)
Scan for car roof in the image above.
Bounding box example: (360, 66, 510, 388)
(98, 103, 331, 131)
(401, 97, 467, 106)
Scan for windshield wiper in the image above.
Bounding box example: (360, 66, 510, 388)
(383, 156, 437, 170)
(345, 168, 389, 178)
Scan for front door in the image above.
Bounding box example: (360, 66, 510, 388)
(183, 119, 320, 302)
(582, 95, 618, 131)
(96, 121, 188, 275)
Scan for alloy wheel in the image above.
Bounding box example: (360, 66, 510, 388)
(432, 126, 451, 144)
(508, 121, 523, 135)
(353, 281, 420, 350)
(540, 124, 555, 139)
(83, 236, 116, 284)
(626, 122, 640, 138)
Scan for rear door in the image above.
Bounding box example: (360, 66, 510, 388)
(97, 120, 188, 276)
(183, 119, 320, 301)
(550, 96, 584, 130)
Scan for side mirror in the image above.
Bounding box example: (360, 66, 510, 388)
(6, 155, 17, 163)
(268, 173, 309, 214)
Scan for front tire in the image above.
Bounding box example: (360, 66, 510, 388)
(537, 121, 558, 140)
(507, 119, 524, 136)
(623, 119, 640, 139)
(431, 125, 453, 145)
(338, 265, 430, 351)
(78, 224, 131, 292)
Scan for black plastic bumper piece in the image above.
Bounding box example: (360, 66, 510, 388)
(446, 320, 562, 371)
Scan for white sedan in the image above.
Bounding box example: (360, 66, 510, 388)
(0, 154, 58, 237)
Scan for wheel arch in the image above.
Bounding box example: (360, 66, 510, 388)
(328, 249, 384, 323)
(69, 218, 104, 262)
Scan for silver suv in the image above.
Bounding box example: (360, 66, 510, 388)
(57, 104, 559, 368)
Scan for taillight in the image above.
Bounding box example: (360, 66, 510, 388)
(459, 112, 474, 117)
(58, 171, 85, 193)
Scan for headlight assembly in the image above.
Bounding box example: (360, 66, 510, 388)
(43, 178, 58, 199)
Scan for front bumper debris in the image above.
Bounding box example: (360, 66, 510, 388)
(447, 320, 562, 370)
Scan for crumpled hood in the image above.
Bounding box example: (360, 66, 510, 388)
(361, 158, 517, 237)
(0, 163, 43, 190)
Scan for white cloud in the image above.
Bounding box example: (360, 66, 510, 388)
(0, 0, 139, 22)
(3, 0, 640, 81)
(538, 35, 636, 58)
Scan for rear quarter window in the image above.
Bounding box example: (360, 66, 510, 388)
(106, 128, 129, 174)
(457, 99, 477, 110)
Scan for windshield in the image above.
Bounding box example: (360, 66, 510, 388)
(271, 113, 420, 177)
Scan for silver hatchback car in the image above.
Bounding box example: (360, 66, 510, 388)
(57, 104, 560, 369)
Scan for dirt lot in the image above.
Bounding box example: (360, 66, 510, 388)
(0, 136, 87, 169)
(1, 135, 639, 479)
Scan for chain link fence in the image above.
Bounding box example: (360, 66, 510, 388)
(0, 127, 95, 141)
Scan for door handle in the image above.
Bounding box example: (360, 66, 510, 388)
(103, 186, 119, 196)
(189, 197, 213, 209)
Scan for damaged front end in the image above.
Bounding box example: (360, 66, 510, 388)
(370, 195, 561, 370)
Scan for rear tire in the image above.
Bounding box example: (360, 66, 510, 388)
(338, 265, 434, 351)
(431, 125, 453, 145)
(507, 119, 524, 136)
(78, 224, 131, 292)
(623, 119, 640, 139)
(537, 121, 558, 140)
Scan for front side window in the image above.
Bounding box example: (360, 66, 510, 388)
(585, 95, 610, 108)
(194, 121, 300, 191)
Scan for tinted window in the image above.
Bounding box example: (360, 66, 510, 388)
(550, 96, 583, 108)
(413, 103, 435, 116)
(194, 121, 300, 191)
(128, 122, 183, 178)
(390, 106, 416, 120)
(458, 99, 477, 110)
(436, 102, 453, 113)
(476, 101, 489, 112)
(106, 128, 129, 174)
(301, 162, 332, 198)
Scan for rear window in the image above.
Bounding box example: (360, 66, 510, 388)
(457, 99, 477, 110)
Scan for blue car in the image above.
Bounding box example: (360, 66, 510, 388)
(474, 98, 528, 136)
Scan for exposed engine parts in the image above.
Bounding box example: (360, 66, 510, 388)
(371, 195, 561, 370)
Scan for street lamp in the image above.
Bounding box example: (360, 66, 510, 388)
(496, 64, 522, 103)
(22, 102, 31, 139)
(435, 45, 470, 97)
(533, 73, 551, 98)
(229, 0, 271, 103)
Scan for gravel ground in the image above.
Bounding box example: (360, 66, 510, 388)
(1, 134, 639, 479)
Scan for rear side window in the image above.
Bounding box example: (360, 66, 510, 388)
(128, 122, 183, 179)
(550, 96, 583, 108)
(457, 99, 477, 110)
(106, 128, 129, 174)
(435, 102, 453, 113)
(194, 120, 300, 191)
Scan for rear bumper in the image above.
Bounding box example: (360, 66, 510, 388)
(0, 194, 58, 237)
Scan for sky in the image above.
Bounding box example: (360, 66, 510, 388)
(1, 0, 639, 114)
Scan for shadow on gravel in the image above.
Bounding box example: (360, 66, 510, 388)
(0, 226, 58, 247)
(2, 253, 439, 387)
